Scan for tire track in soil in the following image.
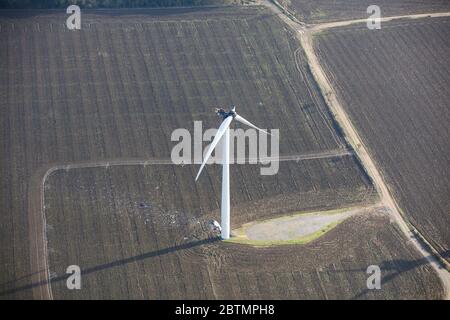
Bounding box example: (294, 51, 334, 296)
(28, 149, 349, 299)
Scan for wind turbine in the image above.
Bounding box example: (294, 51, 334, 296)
(195, 106, 270, 240)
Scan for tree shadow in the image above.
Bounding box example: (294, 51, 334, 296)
(0, 236, 220, 298)
(334, 250, 449, 300)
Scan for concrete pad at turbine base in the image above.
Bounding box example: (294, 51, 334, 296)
(227, 207, 368, 246)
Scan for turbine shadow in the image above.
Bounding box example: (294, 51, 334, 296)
(0, 236, 220, 298)
(0, 269, 47, 288)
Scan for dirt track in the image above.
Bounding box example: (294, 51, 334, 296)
(258, 0, 450, 300)
(292, 9, 450, 298)
(310, 11, 450, 31)
(27, 149, 353, 299)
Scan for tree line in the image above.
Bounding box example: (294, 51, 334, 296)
(0, 0, 240, 9)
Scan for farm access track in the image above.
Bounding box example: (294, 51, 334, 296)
(262, 0, 450, 298)
(27, 149, 352, 299)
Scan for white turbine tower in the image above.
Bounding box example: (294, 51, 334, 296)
(195, 107, 270, 240)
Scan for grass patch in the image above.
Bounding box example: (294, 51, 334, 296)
(225, 207, 357, 247)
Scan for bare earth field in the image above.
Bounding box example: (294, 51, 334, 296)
(38, 165, 443, 299)
(0, 6, 378, 299)
(314, 18, 450, 261)
(278, 0, 450, 23)
(0, 5, 446, 299)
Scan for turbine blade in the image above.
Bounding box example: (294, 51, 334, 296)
(234, 114, 271, 136)
(195, 116, 233, 181)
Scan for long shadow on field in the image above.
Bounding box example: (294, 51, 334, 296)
(339, 250, 449, 300)
(0, 269, 47, 289)
(0, 236, 220, 298)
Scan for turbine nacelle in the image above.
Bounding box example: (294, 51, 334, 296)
(215, 106, 236, 120)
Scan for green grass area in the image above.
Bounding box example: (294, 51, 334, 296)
(225, 207, 357, 247)
(226, 220, 341, 246)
